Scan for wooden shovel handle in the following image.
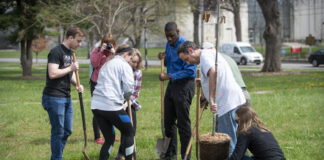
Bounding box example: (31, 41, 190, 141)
(161, 58, 164, 120)
(161, 58, 165, 136)
(72, 53, 80, 88)
(196, 69, 201, 159)
(184, 104, 207, 159)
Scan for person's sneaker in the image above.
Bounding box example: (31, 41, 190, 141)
(95, 138, 104, 144)
(114, 153, 125, 160)
(115, 137, 120, 142)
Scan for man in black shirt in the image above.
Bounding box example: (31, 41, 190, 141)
(42, 26, 84, 160)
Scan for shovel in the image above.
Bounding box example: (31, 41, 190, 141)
(127, 100, 137, 160)
(72, 53, 90, 160)
(183, 104, 207, 160)
(184, 69, 205, 160)
(156, 58, 171, 158)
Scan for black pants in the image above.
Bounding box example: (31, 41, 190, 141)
(164, 79, 195, 159)
(92, 109, 135, 160)
(90, 80, 101, 140)
(118, 105, 136, 155)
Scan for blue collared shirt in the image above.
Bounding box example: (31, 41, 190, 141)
(165, 35, 197, 81)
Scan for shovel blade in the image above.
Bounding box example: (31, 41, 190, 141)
(156, 137, 171, 157)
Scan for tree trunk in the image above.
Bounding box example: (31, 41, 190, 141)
(134, 35, 141, 49)
(20, 39, 33, 76)
(257, 0, 282, 72)
(193, 10, 200, 45)
(233, 9, 242, 41)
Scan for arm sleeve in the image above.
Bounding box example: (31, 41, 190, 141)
(130, 70, 142, 106)
(229, 132, 250, 160)
(169, 63, 196, 81)
(200, 52, 214, 78)
(47, 49, 61, 64)
(122, 65, 134, 101)
(91, 48, 105, 69)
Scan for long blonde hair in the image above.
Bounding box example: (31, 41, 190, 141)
(133, 48, 143, 70)
(236, 105, 270, 135)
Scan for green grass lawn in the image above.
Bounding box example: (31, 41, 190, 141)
(0, 63, 323, 160)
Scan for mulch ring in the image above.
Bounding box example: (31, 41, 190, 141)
(242, 71, 307, 77)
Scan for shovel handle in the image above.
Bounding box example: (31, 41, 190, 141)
(196, 69, 201, 160)
(72, 53, 81, 88)
(161, 58, 165, 136)
(128, 101, 137, 160)
(184, 104, 207, 160)
(72, 53, 90, 160)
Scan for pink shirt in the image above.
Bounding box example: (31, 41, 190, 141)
(90, 47, 113, 83)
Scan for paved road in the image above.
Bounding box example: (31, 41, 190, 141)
(0, 58, 323, 70)
(238, 62, 324, 70)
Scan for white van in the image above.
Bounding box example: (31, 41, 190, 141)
(220, 42, 263, 65)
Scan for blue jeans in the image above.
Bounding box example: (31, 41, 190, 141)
(218, 107, 238, 156)
(42, 94, 73, 160)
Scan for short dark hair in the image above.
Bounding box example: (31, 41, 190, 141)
(177, 41, 199, 56)
(65, 26, 84, 38)
(164, 22, 177, 32)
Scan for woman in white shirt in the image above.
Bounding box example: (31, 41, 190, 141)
(91, 44, 134, 160)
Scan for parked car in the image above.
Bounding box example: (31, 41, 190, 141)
(220, 42, 264, 65)
(308, 48, 324, 67)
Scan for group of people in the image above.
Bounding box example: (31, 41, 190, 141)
(42, 26, 143, 160)
(41, 23, 285, 160)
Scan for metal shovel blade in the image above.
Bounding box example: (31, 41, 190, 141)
(156, 137, 171, 157)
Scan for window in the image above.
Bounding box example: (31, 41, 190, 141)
(240, 46, 256, 53)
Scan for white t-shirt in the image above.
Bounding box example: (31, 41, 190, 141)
(91, 55, 134, 111)
(200, 49, 246, 116)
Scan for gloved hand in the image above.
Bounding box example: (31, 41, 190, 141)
(200, 96, 208, 108)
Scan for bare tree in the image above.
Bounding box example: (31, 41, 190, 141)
(257, 0, 282, 72)
(188, 0, 200, 45)
(221, 0, 247, 41)
(118, 0, 167, 48)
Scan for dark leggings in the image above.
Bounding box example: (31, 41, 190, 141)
(118, 105, 136, 155)
(92, 109, 135, 160)
(90, 80, 101, 139)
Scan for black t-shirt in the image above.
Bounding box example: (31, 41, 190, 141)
(43, 44, 73, 97)
(229, 127, 286, 160)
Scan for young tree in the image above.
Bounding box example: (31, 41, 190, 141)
(0, 0, 45, 76)
(257, 0, 282, 72)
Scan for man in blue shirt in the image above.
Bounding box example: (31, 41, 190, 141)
(158, 22, 197, 160)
